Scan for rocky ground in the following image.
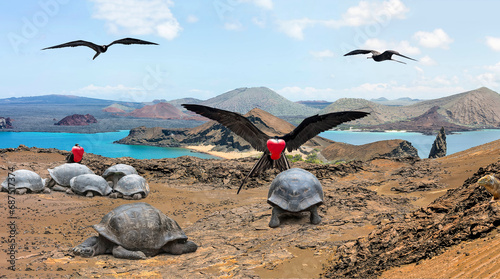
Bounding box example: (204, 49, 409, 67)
(0, 139, 499, 278)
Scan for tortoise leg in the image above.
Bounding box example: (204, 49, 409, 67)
(66, 189, 75, 195)
(15, 188, 28, 195)
(46, 178, 56, 188)
(163, 240, 198, 255)
(52, 185, 68, 192)
(43, 187, 51, 194)
(269, 206, 283, 228)
(131, 193, 142, 200)
(86, 191, 94, 197)
(109, 192, 118, 199)
(112, 245, 146, 260)
(309, 205, 321, 225)
(73, 236, 108, 257)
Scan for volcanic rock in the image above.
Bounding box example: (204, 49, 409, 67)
(54, 114, 97, 126)
(321, 139, 419, 162)
(0, 117, 13, 129)
(322, 160, 500, 278)
(116, 108, 334, 152)
(428, 127, 447, 158)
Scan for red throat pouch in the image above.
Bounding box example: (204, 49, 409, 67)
(72, 146, 84, 162)
(267, 139, 286, 160)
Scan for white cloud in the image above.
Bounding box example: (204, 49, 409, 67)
(362, 38, 420, 55)
(277, 77, 464, 101)
(225, 21, 243, 31)
(90, 0, 182, 40)
(339, 0, 408, 27)
(240, 0, 273, 10)
(252, 16, 266, 28)
(276, 18, 315, 40)
(413, 28, 453, 49)
(470, 61, 500, 87)
(276, 0, 409, 40)
(419, 55, 437, 66)
(310, 49, 335, 59)
(187, 15, 199, 23)
(486, 36, 500, 51)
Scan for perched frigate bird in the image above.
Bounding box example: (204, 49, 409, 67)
(182, 104, 369, 194)
(42, 38, 158, 60)
(344, 49, 417, 64)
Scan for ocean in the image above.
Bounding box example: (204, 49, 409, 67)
(0, 129, 499, 159)
(319, 129, 500, 158)
(0, 130, 218, 159)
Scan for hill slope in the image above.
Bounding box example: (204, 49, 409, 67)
(199, 87, 320, 116)
(125, 102, 202, 120)
(320, 87, 500, 129)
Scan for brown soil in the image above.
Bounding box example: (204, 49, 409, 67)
(0, 139, 499, 278)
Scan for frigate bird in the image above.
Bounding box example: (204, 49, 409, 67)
(42, 38, 159, 60)
(344, 49, 417, 64)
(182, 104, 369, 194)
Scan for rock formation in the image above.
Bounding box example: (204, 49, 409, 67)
(116, 108, 334, 152)
(0, 117, 13, 129)
(428, 127, 447, 158)
(54, 114, 97, 126)
(322, 160, 500, 278)
(321, 139, 419, 162)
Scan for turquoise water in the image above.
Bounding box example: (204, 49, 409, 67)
(0, 130, 219, 159)
(319, 129, 500, 158)
(0, 129, 499, 159)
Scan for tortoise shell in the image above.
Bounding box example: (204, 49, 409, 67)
(93, 203, 187, 254)
(48, 163, 94, 186)
(70, 174, 112, 196)
(267, 168, 323, 212)
(113, 174, 149, 197)
(1, 170, 46, 193)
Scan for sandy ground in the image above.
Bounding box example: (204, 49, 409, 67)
(0, 139, 499, 278)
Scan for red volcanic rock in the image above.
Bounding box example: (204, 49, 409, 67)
(125, 102, 204, 120)
(55, 114, 98, 126)
(0, 117, 13, 129)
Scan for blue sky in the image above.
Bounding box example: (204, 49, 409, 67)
(1, 0, 500, 103)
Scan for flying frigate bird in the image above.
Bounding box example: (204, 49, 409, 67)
(344, 49, 417, 64)
(182, 104, 369, 194)
(42, 38, 159, 60)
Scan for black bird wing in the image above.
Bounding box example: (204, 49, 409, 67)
(237, 151, 290, 194)
(382, 50, 417, 61)
(344, 49, 379, 56)
(182, 104, 270, 152)
(282, 111, 370, 152)
(108, 38, 159, 47)
(42, 40, 100, 52)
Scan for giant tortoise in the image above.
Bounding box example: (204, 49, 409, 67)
(267, 168, 324, 228)
(73, 202, 197, 259)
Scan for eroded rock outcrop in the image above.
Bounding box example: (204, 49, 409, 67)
(321, 139, 419, 162)
(428, 127, 447, 158)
